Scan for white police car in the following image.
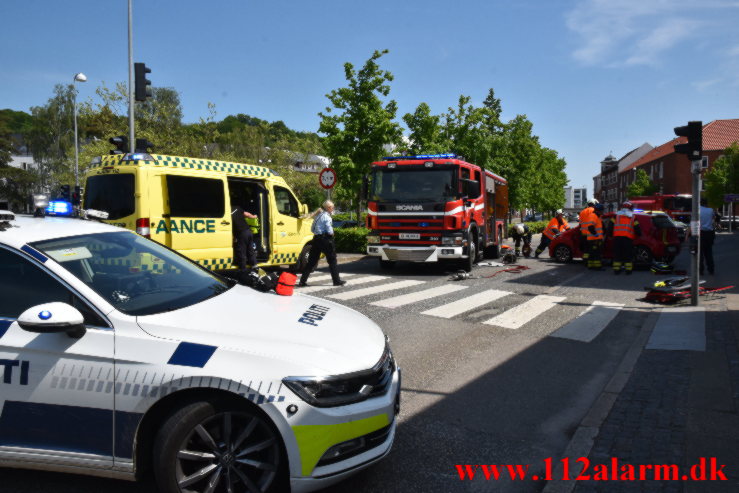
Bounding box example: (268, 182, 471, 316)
(0, 211, 399, 493)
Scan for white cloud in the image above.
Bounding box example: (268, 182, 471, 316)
(566, 0, 737, 66)
(692, 78, 723, 91)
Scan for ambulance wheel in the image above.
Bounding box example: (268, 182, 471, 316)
(553, 245, 572, 263)
(635, 246, 653, 266)
(153, 400, 285, 493)
(293, 244, 312, 273)
(379, 258, 395, 269)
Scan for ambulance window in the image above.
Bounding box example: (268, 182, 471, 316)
(0, 247, 108, 327)
(84, 174, 135, 220)
(274, 186, 299, 217)
(167, 176, 225, 218)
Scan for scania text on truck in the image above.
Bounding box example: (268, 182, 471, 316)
(364, 154, 509, 272)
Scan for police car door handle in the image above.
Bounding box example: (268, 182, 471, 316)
(221, 220, 230, 225)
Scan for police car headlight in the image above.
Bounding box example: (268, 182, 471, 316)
(283, 346, 394, 408)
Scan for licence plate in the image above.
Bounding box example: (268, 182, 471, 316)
(399, 233, 420, 240)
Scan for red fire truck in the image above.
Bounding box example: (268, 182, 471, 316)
(629, 194, 692, 222)
(364, 154, 508, 271)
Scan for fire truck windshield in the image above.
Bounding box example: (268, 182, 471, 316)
(371, 168, 456, 202)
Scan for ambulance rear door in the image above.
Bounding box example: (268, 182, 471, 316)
(161, 174, 232, 265)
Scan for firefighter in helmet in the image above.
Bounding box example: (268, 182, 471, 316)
(611, 201, 641, 275)
(586, 203, 605, 270)
(535, 209, 569, 258)
(512, 222, 532, 257)
(579, 199, 598, 263)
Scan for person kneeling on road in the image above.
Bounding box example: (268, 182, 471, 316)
(299, 200, 346, 287)
(535, 209, 569, 258)
(512, 223, 532, 257)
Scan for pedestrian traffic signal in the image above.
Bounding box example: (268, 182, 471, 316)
(674, 121, 702, 161)
(135, 138, 155, 153)
(109, 135, 129, 155)
(134, 62, 152, 102)
(72, 185, 82, 205)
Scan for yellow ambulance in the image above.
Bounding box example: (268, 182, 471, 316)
(82, 152, 314, 271)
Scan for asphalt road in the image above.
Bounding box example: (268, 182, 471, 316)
(1, 239, 669, 493)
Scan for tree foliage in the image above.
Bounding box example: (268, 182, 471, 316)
(704, 143, 739, 208)
(318, 49, 403, 214)
(626, 169, 658, 198)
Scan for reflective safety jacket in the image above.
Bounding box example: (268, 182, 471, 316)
(579, 207, 594, 234)
(586, 214, 604, 241)
(613, 211, 640, 239)
(543, 217, 569, 240)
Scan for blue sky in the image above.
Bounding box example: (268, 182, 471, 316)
(2, 0, 738, 196)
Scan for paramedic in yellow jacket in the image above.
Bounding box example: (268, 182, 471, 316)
(535, 209, 569, 258)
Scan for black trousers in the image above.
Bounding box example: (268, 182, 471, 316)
(699, 230, 715, 274)
(300, 235, 341, 284)
(512, 232, 532, 250)
(612, 236, 634, 271)
(234, 229, 257, 270)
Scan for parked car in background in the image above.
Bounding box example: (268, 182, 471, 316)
(548, 211, 681, 265)
(523, 213, 543, 222)
(333, 219, 359, 229)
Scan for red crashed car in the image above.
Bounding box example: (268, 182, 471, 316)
(548, 211, 682, 264)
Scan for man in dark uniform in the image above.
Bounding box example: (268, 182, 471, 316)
(231, 204, 258, 271)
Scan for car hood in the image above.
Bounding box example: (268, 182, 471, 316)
(135, 285, 386, 375)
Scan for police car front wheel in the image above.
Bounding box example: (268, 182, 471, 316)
(153, 401, 285, 493)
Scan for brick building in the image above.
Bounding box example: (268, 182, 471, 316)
(619, 119, 739, 206)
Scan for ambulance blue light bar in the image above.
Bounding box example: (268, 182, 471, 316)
(382, 153, 457, 161)
(45, 200, 73, 216)
(122, 153, 154, 162)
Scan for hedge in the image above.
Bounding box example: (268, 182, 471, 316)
(334, 227, 370, 254)
(507, 221, 550, 236)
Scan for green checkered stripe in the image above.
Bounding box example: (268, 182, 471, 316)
(198, 258, 236, 270)
(92, 154, 275, 178)
(270, 252, 298, 264)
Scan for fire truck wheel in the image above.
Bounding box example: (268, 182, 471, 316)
(460, 234, 476, 272)
(379, 259, 396, 269)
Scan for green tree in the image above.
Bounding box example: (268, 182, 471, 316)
(627, 168, 658, 198)
(402, 102, 447, 154)
(0, 119, 12, 167)
(318, 49, 403, 217)
(0, 166, 38, 210)
(704, 143, 739, 208)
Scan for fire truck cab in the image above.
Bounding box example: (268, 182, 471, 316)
(365, 154, 508, 272)
(629, 194, 692, 223)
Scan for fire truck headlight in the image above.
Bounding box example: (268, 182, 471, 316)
(442, 235, 463, 246)
(367, 235, 380, 244)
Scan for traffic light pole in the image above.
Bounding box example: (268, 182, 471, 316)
(127, 0, 135, 153)
(690, 160, 701, 306)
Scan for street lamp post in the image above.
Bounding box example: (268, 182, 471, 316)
(73, 72, 87, 188)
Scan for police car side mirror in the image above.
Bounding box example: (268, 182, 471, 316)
(17, 302, 87, 339)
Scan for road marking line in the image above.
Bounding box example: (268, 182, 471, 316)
(484, 295, 566, 329)
(298, 275, 385, 294)
(550, 301, 624, 342)
(421, 289, 512, 319)
(646, 307, 705, 351)
(306, 273, 358, 284)
(370, 285, 468, 308)
(328, 280, 425, 301)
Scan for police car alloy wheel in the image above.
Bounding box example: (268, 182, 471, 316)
(154, 400, 284, 493)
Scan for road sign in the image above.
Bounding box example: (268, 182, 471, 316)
(724, 194, 739, 202)
(319, 167, 337, 190)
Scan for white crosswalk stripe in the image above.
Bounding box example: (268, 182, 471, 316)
(328, 280, 425, 301)
(303, 272, 358, 284)
(421, 289, 512, 319)
(370, 284, 468, 309)
(550, 301, 624, 342)
(483, 295, 566, 329)
(297, 275, 387, 294)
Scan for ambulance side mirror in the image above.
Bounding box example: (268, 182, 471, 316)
(300, 204, 308, 216)
(17, 302, 87, 339)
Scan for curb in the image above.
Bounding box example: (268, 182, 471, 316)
(541, 308, 661, 493)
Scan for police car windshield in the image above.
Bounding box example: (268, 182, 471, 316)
(31, 232, 233, 316)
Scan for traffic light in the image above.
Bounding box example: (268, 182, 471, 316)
(134, 62, 152, 102)
(60, 184, 71, 201)
(72, 185, 82, 206)
(674, 121, 702, 161)
(135, 138, 155, 153)
(109, 135, 129, 155)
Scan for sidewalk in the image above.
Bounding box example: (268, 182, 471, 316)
(545, 231, 739, 493)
